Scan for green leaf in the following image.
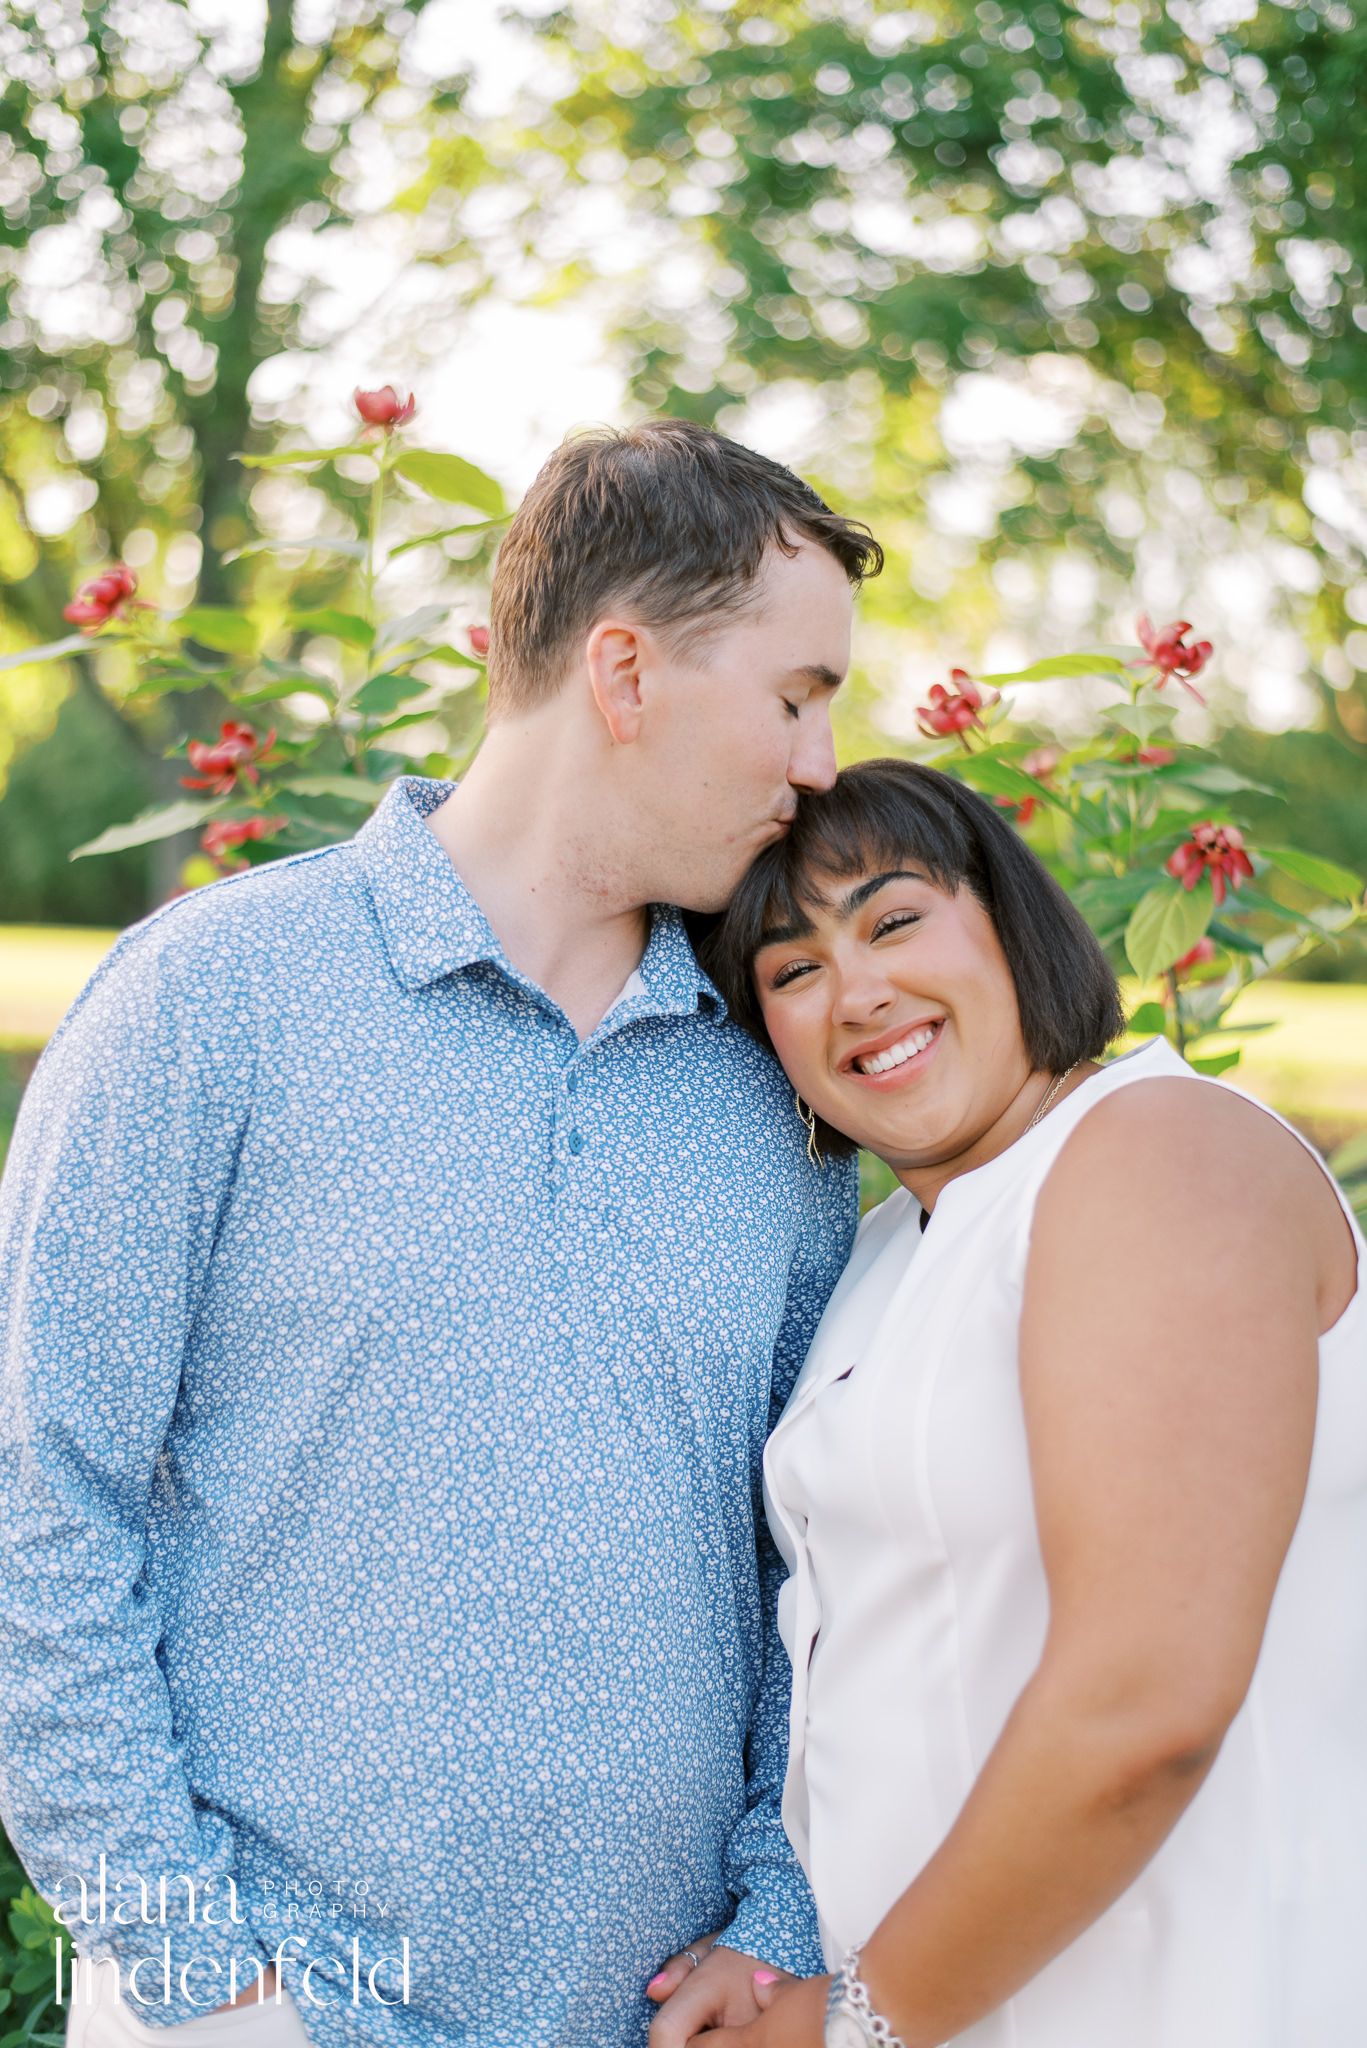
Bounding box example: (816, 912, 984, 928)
(975, 652, 1129, 685)
(221, 536, 368, 564)
(1233, 886, 1337, 934)
(1259, 846, 1365, 905)
(233, 675, 336, 708)
(1101, 702, 1177, 741)
(408, 643, 483, 671)
(366, 709, 446, 737)
(172, 608, 260, 657)
(10, 1889, 60, 1947)
(354, 671, 429, 716)
(0, 633, 89, 674)
(1124, 880, 1214, 981)
(234, 445, 362, 469)
(280, 776, 391, 806)
(1207, 917, 1264, 956)
(956, 758, 1058, 805)
(10, 1955, 49, 1995)
(371, 605, 449, 662)
(70, 800, 222, 860)
(288, 609, 374, 648)
(128, 669, 228, 698)
(1191, 1050, 1242, 1076)
(385, 517, 509, 561)
(392, 450, 506, 515)
(0, 1986, 12, 2011)
(1126, 1001, 1168, 1036)
(1179, 763, 1278, 797)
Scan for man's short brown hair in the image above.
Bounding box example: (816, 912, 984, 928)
(484, 419, 883, 716)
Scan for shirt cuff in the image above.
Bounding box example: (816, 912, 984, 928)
(714, 1869, 825, 1978)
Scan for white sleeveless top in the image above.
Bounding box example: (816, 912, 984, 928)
(764, 1035, 1367, 2048)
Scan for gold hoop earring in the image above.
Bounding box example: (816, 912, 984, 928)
(794, 1091, 824, 1169)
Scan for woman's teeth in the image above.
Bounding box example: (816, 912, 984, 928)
(855, 1022, 940, 1076)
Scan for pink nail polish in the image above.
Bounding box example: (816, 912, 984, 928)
(648, 1972, 669, 1992)
(753, 1969, 781, 1986)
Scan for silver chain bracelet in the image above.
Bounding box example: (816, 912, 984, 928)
(823, 1944, 907, 2048)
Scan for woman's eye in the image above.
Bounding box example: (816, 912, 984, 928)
(782, 698, 800, 719)
(770, 959, 817, 990)
(872, 910, 920, 941)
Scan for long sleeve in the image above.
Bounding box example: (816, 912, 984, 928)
(0, 916, 263, 2021)
(717, 1152, 859, 1975)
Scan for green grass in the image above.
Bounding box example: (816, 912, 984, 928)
(4, 925, 1366, 1204)
(0, 926, 120, 1054)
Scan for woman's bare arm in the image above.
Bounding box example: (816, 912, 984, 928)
(707, 1080, 1352, 2048)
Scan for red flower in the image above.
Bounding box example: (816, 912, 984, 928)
(181, 720, 275, 796)
(63, 563, 139, 632)
(354, 385, 416, 430)
(1172, 934, 1217, 976)
(201, 815, 286, 866)
(995, 794, 1039, 825)
(1166, 821, 1254, 908)
(468, 625, 490, 658)
(1135, 616, 1213, 701)
(917, 669, 1000, 741)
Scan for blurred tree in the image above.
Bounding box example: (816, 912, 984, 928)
(526, 0, 1367, 748)
(0, 0, 488, 916)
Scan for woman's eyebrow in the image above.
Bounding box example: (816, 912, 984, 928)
(839, 869, 929, 916)
(757, 916, 816, 949)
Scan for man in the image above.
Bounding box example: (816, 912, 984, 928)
(0, 421, 881, 2047)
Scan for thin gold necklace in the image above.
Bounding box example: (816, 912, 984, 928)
(1025, 1062, 1079, 1133)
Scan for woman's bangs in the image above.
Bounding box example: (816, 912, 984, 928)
(760, 786, 965, 942)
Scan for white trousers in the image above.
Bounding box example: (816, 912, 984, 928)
(64, 1958, 313, 2048)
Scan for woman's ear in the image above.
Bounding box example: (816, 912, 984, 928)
(585, 619, 647, 745)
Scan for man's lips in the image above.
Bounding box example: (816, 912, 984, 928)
(842, 1017, 945, 1082)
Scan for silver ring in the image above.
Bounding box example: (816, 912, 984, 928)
(683, 1949, 702, 1971)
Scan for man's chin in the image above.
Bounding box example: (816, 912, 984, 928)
(669, 821, 794, 915)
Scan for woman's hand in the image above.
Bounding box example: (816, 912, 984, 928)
(647, 1936, 805, 2048)
(694, 1971, 828, 2048)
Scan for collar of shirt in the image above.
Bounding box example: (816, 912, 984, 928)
(354, 774, 727, 1034)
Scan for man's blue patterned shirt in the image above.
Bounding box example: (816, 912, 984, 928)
(0, 777, 857, 2048)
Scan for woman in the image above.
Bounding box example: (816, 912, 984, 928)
(700, 759, 1366, 2048)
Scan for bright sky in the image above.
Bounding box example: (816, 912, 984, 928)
(247, 0, 629, 492)
(23, 0, 1350, 733)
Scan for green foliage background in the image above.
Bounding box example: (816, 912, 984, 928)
(2, 0, 1366, 930)
(0, 6, 1365, 2027)
(0, 1833, 70, 2048)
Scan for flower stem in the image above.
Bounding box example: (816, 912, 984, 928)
(363, 448, 387, 633)
(354, 441, 388, 776)
(1166, 968, 1187, 1060)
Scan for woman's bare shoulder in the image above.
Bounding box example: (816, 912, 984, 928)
(1039, 1074, 1356, 1329)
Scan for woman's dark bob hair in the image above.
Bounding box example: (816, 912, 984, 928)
(705, 759, 1125, 1156)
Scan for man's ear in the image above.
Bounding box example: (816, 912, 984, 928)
(585, 619, 649, 745)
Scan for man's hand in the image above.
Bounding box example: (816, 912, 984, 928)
(693, 1971, 828, 2048)
(646, 1932, 796, 2048)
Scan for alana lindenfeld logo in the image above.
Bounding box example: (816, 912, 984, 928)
(48, 1857, 412, 2012)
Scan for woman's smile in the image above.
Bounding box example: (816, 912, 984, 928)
(845, 1016, 945, 1082)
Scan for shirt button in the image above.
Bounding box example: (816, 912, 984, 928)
(566, 1072, 579, 1094)
(568, 1131, 585, 1156)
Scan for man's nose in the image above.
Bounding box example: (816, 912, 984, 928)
(788, 699, 838, 793)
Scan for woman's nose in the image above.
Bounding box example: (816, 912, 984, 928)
(830, 963, 897, 1026)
